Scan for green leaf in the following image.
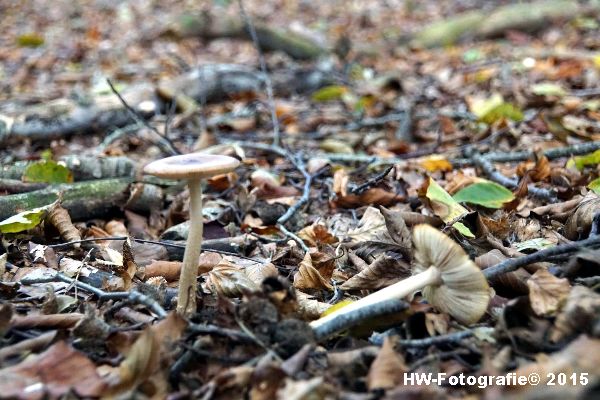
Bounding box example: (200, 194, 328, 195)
(469, 94, 523, 124)
(22, 160, 73, 184)
(480, 103, 523, 124)
(453, 180, 515, 208)
(0, 204, 52, 233)
(531, 82, 567, 97)
(453, 222, 475, 238)
(588, 177, 600, 195)
(16, 33, 45, 47)
(425, 177, 474, 237)
(311, 85, 350, 102)
(566, 149, 600, 171)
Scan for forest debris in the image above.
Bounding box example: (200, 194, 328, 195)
(409, 0, 592, 48)
(170, 11, 327, 60)
(293, 252, 333, 291)
(45, 203, 81, 247)
(0, 341, 106, 398)
(367, 337, 407, 391)
(10, 313, 84, 330)
(550, 286, 600, 342)
(207, 260, 260, 297)
(340, 254, 410, 291)
(527, 269, 571, 317)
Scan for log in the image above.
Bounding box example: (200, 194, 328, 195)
(0, 178, 162, 221)
(0, 155, 135, 181)
(408, 0, 597, 48)
(172, 11, 327, 60)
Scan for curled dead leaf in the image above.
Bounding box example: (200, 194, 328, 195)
(367, 337, 407, 391)
(527, 269, 571, 317)
(293, 252, 333, 291)
(45, 204, 81, 246)
(340, 254, 410, 291)
(564, 192, 600, 239)
(207, 260, 259, 297)
(550, 286, 600, 342)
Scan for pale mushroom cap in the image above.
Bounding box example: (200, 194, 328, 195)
(412, 224, 490, 325)
(144, 154, 240, 180)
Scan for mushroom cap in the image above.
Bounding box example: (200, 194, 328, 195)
(412, 224, 490, 325)
(144, 154, 240, 180)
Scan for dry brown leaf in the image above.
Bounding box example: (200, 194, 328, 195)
(293, 252, 333, 291)
(297, 223, 338, 248)
(516, 155, 551, 182)
(45, 204, 81, 246)
(425, 313, 449, 337)
(340, 254, 410, 291)
(379, 206, 411, 256)
(507, 335, 600, 393)
(245, 262, 278, 286)
(0, 341, 106, 399)
(105, 220, 128, 236)
(110, 239, 139, 290)
(144, 260, 182, 282)
(527, 269, 571, 316)
(207, 260, 260, 297)
(367, 337, 407, 391)
(295, 291, 330, 319)
(332, 169, 400, 208)
(564, 192, 600, 239)
(550, 286, 600, 342)
(106, 312, 186, 397)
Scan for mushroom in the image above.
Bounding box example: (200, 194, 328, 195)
(144, 154, 240, 316)
(310, 224, 490, 333)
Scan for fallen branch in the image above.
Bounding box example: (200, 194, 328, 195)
(169, 11, 327, 60)
(453, 140, 600, 166)
(18, 270, 167, 318)
(0, 155, 135, 181)
(469, 151, 558, 203)
(483, 235, 600, 279)
(0, 331, 57, 361)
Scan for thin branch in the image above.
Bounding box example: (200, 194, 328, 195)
(19, 271, 167, 318)
(106, 79, 180, 156)
(453, 140, 600, 166)
(47, 236, 262, 263)
(371, 328, 493, 347)
(469, 151, 558, 203)
(483, 235, 600, 279)
(349, 165, 394, 194)
(237, 0, 281, 147)
(188, 322, 254, 343)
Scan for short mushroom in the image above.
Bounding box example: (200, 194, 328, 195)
(144, 154, 240, 316)
(310, 224, 490, 334)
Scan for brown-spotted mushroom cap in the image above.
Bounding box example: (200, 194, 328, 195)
(412, 224, 490, 325)
(144, 154, 240, 180)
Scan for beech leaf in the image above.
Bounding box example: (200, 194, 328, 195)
(453, 180, 515, 208)
(22, 160, 73, 184)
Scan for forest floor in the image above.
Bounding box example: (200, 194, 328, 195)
(1, 0, 600, 399)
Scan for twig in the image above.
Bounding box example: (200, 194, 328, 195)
(409, 349, 471, 371)
(19, 271, 167, 318)
(312, 298, 408, 341)
(234, 313, 283, 361)
(469, 151, 559, 203)
(47, 236, 262, 263)
(371, 328, 492, 347)
(106, 79, 180, 156)
(349, 166, 394, 194)
(237, 0, 281, 147)
(188, 323, 254, 343)
(483, 235, 600, 279)
(0, 331, 57, 361)
(453, 140, 600, 166)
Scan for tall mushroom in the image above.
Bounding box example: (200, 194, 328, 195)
(310, 224, 490, 335)
(144, 154, 240, 316)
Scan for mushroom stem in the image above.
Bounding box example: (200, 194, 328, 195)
(178, 178, 204, 316)
(310, 266, 442, 331)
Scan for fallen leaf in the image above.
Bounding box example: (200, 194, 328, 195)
(453, 179, 515, 208)
(0, 341, 106, 399)
(527, 269, 571, 316)
(340, 254, 410, 290)
(207, 260, 259, 297)
(293, 252, 333, 290)
(22, 160, 73, 184)
(367, 337, 407, 390)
